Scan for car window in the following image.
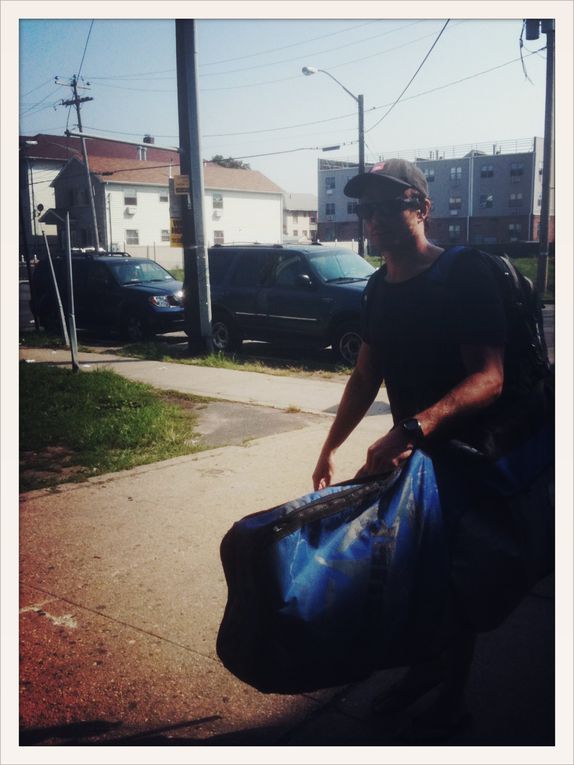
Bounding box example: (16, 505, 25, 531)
(88, 262, 112, 289)
(272, 253, 309, 288)
(309, 249, 374, 282)
(107, 260, 176, 285)
(208, 251, 234, 286)
(230, 251, 274, 287)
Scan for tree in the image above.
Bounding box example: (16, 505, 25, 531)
(210, 154, 250, 170)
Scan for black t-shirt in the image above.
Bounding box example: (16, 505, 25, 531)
(361, 248, 507, 423)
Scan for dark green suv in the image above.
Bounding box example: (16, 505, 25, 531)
(31, 252, 185, 342)
(207, 244, 375, 364)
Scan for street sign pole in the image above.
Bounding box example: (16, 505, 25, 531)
(65, 213, 80, 373)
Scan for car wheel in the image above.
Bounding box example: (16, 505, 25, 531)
(211, 313, 241, 353)
(122, 313, 151, 343)
(333, 322, 362, 366)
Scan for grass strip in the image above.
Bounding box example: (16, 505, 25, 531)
(20, 362, 205, 491)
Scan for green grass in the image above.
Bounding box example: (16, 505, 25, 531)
(19, 363, 206, 491)
(116, 342, 350, 379)
(171, 268, 184, 282)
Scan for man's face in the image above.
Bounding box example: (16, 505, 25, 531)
(358, 187, 423, 252)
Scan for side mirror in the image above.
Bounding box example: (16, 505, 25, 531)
(295, 273, 313, 289)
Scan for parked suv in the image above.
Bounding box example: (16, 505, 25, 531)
(207, 244, 375, 364)
(31, 251, 185, 342)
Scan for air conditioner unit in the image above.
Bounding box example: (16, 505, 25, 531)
(125, 206, 136, 215)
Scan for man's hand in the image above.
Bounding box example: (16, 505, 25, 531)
(357, 427, 413, 477)
(312, 451, 336, 491)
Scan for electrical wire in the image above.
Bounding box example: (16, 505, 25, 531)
(199, 20, 383, 66)
(199, 21, 426, 78)
(79, 48, 545, 147)
(519, 20, 534, 83)
(77, 20, 95, 78)
(366, 20, 450, 133)
(21, 78, 56, 99)
(200, 24, 459, 92)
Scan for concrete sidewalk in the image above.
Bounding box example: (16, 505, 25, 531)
(16, 348, 557, 752)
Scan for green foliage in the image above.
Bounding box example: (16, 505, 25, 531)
(210, 154, 251, 170)
(19, 363, 204, 490)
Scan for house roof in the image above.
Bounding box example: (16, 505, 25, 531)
(53, 155, 284, 195)
(20, 133, 179, 164)
(283, 192, 318, 211)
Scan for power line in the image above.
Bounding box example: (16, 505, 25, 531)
(200, 24, 458, 92)
(366, 20, 450, 133)
(77, 20, 95, 78)
(21, 78, 56, 98)
(79, 48, 544, 147)
(199, 20, 425, 78)
(199, 20, 381, 66)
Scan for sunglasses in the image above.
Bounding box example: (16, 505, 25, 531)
(355, 197, 421, 219)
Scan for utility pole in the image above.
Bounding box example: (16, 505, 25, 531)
(60, 76, 100, 250)
(525, 19, 555, 294)
(357, 94, 365, 257)
(175, 19, 212, 355)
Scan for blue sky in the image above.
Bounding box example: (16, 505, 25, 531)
(16, 12, 562, 194)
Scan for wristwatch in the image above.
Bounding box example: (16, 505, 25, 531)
(398, 417, 425, 446)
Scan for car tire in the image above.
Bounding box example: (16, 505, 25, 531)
(211, 313, 241, 353)
(332, 321, 362, 366)
(122, 313, 151, 343)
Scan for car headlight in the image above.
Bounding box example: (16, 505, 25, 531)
(149, 295, 170, 307)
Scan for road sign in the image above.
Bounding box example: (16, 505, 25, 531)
(173, 174, 190, 194)
(170, 217, 183, 246)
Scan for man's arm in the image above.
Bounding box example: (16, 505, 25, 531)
(312, 342, 384, 490)
(361, 344, 504, 476)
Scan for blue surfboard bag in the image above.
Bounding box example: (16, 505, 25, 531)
(216, 450, 456, 694)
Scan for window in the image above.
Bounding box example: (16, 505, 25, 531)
(231, 251, 272, 287)
(479, 193, 494, 209)
(480, 165, 494, 178)
(124, 189, 137, 206)
(274, 253, 308, 288)
(293, 230, 298, 237)
(325, 203, 335, 216)
(448, 224, 461, 242)
(347, 201, 358, 215)
(325, 176, 336, 192)
(449, 196, 462, 214)
(213, 230, 224, 245)
(510, 162, 524, 177)
(159, 190, 168, 203)
(509, 192, 523, 207)
(125, 229, 139, 245)
(161, 229, 170, 242)
(450, 166, 462, 182)
(292, 214, 299, 223)
(302, 230, 308, 238)
(213, 193, 223, 209)
(88, 262, 112, 290)
(508, 223, 522, 241)
(423, 168, 435, 182)
(137, 146, 148, 161)
(310, 213, 317, 224)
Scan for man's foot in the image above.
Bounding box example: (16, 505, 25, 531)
(371, 659, 445, 716)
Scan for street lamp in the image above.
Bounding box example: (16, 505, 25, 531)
(302, 66, 365, 256)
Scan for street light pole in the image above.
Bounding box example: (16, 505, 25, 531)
(302, 66, 365, 256)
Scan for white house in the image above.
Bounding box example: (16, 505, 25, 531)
(40, 156, 285, 269)
(282, 192, 318, 243)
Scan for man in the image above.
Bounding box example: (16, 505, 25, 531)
(312, 159, 509, 741)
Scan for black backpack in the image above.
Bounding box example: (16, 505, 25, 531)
(430, 246, 552, 395)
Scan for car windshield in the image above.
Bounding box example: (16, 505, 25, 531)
(108, 260, 177, 285)
(308, 249, 375, 282)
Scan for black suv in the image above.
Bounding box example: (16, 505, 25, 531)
(207, 244, 375, 364)
(31, 251, 185, 342)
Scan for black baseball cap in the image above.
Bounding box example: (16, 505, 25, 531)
(344, 158, 429, 199)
